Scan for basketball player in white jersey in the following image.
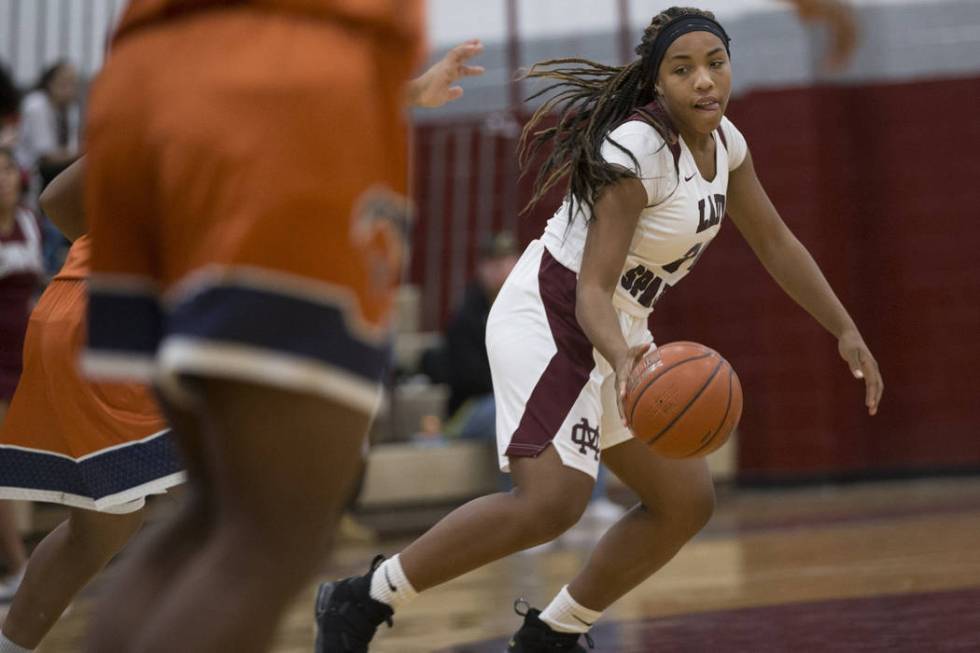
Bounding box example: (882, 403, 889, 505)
(315, 6, 879, 653)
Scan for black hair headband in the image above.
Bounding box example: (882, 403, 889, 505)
(647, 15, 732, 81)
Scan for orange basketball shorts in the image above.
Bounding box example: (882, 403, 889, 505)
(0, 274, 181, 512)
(83, 8, 415, 413)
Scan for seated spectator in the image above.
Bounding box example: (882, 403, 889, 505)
(15, 60, 80, 189)
(443, 232, 518, 440)
(15, 60, 81, 273)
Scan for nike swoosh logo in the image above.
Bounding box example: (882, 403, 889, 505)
(684, 172, 697, 182)
(384, 567, 397, 592)
(573, 615, 594, 627)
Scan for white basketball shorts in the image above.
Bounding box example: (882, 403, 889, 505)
(486, 239, 653, 479)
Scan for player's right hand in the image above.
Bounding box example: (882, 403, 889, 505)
(615, 343, 655, 428)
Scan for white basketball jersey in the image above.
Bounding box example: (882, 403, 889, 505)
(0, 208, 44, 279)
(541, 116, 748, 317)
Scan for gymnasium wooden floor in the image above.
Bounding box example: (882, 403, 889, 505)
(25, 476, 980, 652)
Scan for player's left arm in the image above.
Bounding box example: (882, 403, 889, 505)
(407, 39, 485, 108)
(726, 148, 883, 415)
(39, 155, 86, 241)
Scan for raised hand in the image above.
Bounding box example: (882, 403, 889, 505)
(409, 39, 485, 109)
(789, 0, 859, 72)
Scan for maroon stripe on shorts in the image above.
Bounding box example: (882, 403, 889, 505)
(506, 248, 595, 459)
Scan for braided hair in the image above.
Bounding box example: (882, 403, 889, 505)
(519, 6, 717, 219)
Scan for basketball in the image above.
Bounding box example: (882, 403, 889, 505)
(624, 341, 742, 458)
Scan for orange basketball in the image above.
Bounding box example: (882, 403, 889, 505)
(624, 341, 742, 458)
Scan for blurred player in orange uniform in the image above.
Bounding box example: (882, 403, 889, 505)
(76, 2, 481, 649)
(0, 37, 481, 653)
(0, 158, 182, 653)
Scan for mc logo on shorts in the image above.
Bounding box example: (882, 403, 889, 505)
(571, 417, 600, 461)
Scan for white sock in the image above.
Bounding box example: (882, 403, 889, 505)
(539, 585, 603, 634)
(368, 554, 418, 611)
(0, 632, 33, 653)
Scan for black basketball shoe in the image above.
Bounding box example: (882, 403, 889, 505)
(507, 599, 594, 652)
(314, 555, 393, 653)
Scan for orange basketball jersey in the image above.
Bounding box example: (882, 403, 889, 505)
(53, 232, 91, 281)
(115, 0, 424, 50)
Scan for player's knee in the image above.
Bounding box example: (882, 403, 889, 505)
(212, 520, 323, 590)
(224, 508, 336, 574)
(689, 487, 716, 532)
(662, 485, 715, 536)
(67, 508, 145, 559)
(520, 512, 572, 545)
(104, 510, 145, 548)
(535, 506, 584, 542)
(518, 487, 590, 543)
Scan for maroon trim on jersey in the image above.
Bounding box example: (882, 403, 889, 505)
(505, 248, 596, 459)
(716, 125, 728, 151)
(625, 100, 682, 168)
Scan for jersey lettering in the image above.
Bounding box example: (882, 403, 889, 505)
(637, 275, 664, 307)
(697, 194, 727, 233)
(621, 241, 712, 309)
(621, 264, 666, 308)
(662, 243, 703, 274)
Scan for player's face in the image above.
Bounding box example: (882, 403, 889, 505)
(655, 32, 732, 136)
(48, 65, 78, 106)
(0, 153, 21, 209)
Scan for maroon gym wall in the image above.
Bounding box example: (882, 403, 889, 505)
(408, 74, 980, 481)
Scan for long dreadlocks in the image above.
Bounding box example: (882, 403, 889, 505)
(518, 6, 717, 220)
